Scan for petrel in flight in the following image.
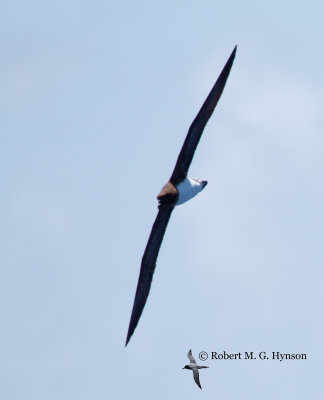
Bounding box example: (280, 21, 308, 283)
(183, 349, 209, 389)
(126, 46, 236, 346)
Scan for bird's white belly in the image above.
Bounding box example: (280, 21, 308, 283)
(176, 177, 205, 206)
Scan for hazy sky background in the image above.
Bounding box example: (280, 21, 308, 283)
(1, 1, 323, 399)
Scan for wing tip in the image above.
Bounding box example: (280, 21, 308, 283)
(125, 319, 136, 347)
(228, 45, 237, 64)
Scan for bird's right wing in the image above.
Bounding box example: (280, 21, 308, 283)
(125, 204, 174, 346)
(170, 46, 236, 184)
(193, 369, 202, 389)
(187, 349, 197, 364)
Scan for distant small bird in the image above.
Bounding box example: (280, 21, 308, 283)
(125, 47, 237, 346)
(183, 349, 209, 389)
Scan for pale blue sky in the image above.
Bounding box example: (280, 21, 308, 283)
(1, 1, 323, 399)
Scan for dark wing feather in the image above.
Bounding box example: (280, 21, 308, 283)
(193, 369, 202, 389)
(170, 46, 237, 184)
(125, 204, 174, 346)
(187, 349, 197, 364)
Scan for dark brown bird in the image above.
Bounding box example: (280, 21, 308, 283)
(126, 46, 237, 346)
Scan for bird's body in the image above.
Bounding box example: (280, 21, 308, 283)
(175, 177, 208, 206)
(126, 46, 237, 346)
(183, 349, 209, 389)
(157, 177, 207, 207)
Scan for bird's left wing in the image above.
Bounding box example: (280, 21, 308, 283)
(125, 204, 174, 345)
(187, 349, 197, 364)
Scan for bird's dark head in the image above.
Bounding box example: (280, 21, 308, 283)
(193, 178, 208, 190)
(182, 365, 190, 370)
(200, 180, 208, 189)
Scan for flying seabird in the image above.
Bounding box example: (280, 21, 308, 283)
(183, 349, 209, 389)
(126, 46, 237, 346)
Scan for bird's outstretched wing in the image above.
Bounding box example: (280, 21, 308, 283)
(170, 46, 237, 185)
(187, 349, 197, 364)
(193, 369, 202, 389)
(125, 204, 174, 346)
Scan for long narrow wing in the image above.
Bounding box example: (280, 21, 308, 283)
(125, 204, 174, 346)
(187, 349, 197, 364)
(170, 46, 237, 184)
(193, 369, 202, 389)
